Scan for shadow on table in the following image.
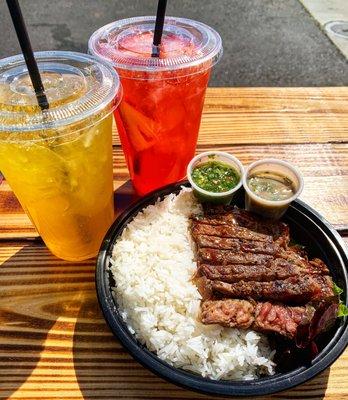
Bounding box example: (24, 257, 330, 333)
(72, 297, 331, 400)
(0, 241, 92, 399)
(72, 181, 331, 400)
(0, 181, 139, 397)
(113, 179, 140, 217)
(72, 295, 208, 400)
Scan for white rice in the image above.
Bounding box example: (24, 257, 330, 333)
(110, 188, 275, 380)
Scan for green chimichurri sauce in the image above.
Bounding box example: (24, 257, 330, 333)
(247, 171, 295, 201)
(191, 161, 240, 193)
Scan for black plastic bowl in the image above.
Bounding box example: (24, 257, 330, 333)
(96, 182, 348, 397)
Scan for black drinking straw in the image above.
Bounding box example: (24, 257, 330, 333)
(6, 0, 49, 110)
(151, 0, 168, 57)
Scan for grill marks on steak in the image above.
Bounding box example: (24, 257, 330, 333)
(201, 299, 315, 339)
(192, 222, 272, 243)
(212, 275, 334, 304)
(199, 257, 327, 283)
(195, 235, 279, 255)
(198, 248, 273, 265)
(199, 204, 290, 247)
(226, 207, 290, 247)
(191, 206, 333, 305)
(190, 206, 336, 341)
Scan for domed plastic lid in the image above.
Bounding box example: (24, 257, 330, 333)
(0, 51, 121, 132)
(88, 16, 223, 77)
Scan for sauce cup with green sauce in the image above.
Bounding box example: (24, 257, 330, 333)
(187, 151, 244, 204)
(243, 158, 304, 219)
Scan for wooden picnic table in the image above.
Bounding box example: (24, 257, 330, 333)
(0, 87, 347, 400)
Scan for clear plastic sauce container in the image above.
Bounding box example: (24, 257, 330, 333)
(243, 158, 304, 219)
(187, 151, 244, 204)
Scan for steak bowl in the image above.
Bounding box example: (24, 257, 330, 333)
(96, 181, 348, 397)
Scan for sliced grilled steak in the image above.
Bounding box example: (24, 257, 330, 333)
(309, 258, 330, 275)
(200, 257, 327, 283)
(194, 234, 279, 255)
(201, 262, 285, 283)
(194, 276, 213, 300)
(191, 213, 235, 226)
(212, 275, 334, 304)
(191, 222, 272, 242)
(229, 207, 290, 247)
(278, 249, 310, 269)
(200, 205, 290, 247)
(201, 299, 315, 339)
(201, 299, 254, 329)
(191, 206, 336, 346)
(198, 248, 273, 265)
(254, 301, 315, 338)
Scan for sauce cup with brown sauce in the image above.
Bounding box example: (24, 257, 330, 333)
(187, 151, 244, 204)
(243, 158, 304, 219)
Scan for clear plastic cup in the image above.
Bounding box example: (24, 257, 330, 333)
(0, 51, 122, 261)
(187, 151, 244, 204)
(89, 16, 222, 195)
(243, 159, 304, 220)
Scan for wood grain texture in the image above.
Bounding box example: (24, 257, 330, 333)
(0, 241, 347, 400)
(0, 87, 347, 400)
(112, 87, 348, 146)
(1, 143, 347, 239)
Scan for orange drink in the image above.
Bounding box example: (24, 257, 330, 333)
(0, 52, 122, 261)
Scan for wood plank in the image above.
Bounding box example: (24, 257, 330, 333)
(1, 88, 347, 400)
(203, 87, 348, 118)
(0, 240, 347, 400)
(1, 143, 347, 239)
(112, 87, 348, 146)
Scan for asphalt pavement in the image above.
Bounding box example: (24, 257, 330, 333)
(0, 0, 347, 86)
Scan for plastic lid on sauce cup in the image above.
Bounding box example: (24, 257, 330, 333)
(242, 158, 304, 219)
(88, 16, 223, 78)
(187, 151, 244, 204)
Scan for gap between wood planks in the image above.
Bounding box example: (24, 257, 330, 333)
(189, 140, 348, 148)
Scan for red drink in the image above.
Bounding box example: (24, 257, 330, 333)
(114, 32, 211, 194)
(89, 17, 222, 194)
